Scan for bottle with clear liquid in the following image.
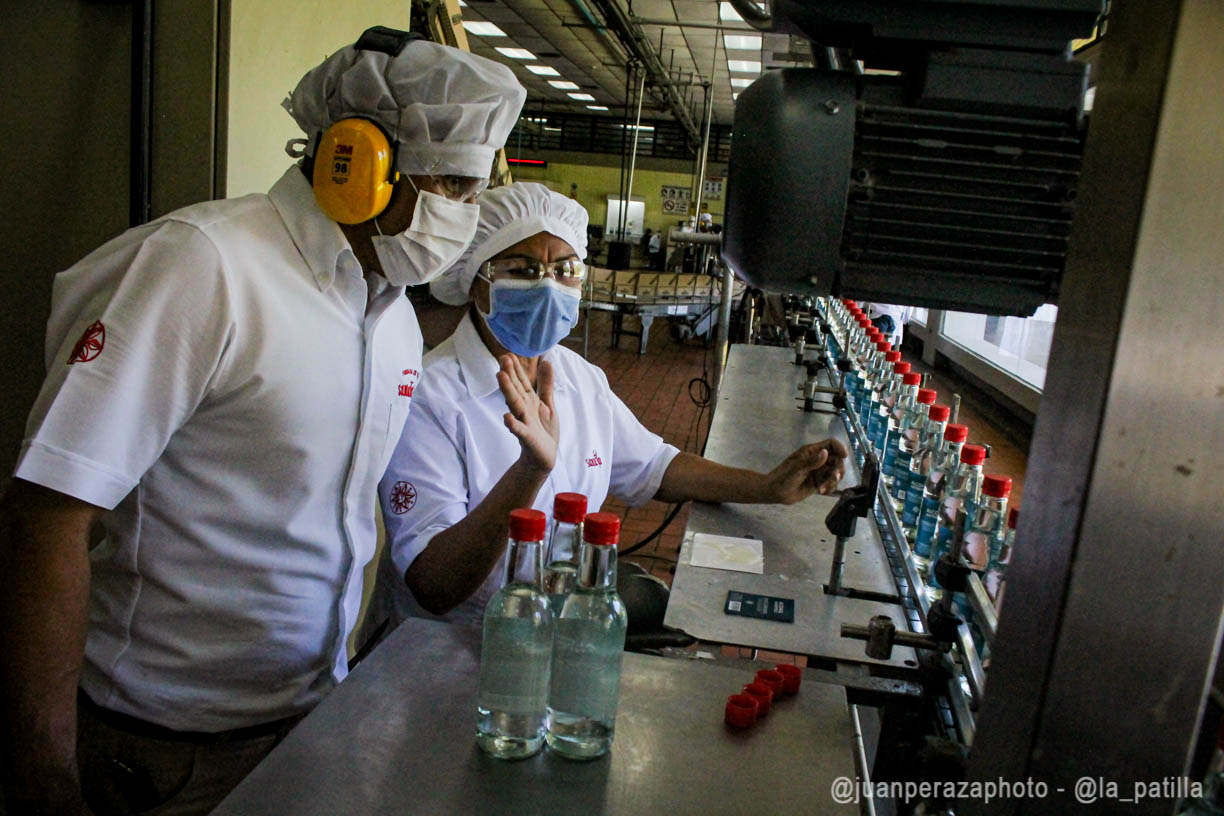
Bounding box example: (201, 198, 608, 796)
(543, 492, 587, 618)
(547, 512, 629, 760)
(869, 361, 910, 460)
(889, 382, 933, 502)
(924, 443, 987, 603)
(476, 508, 554, 759)
(883, 372, 922, 490)
(861, 349, 900, 432)
(957, 474, 1010, 655)
(854, 338, 889, 418)
(846, 331, 882, 414)
(913, 423, 969, 563)
(987, 507, 1019, 608)
(902, 403, 950, 534)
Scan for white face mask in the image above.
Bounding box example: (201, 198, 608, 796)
(371, 189, 480, 287)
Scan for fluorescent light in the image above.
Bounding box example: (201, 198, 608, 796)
(462, 21, 506, 37)
(727, 59, 761, 73)
(587, 105, 609, 111)
(457, 0, 465, 5)
(733, 92, 740, 101)
(730, 77, 753, 88)
(723, 33, 761, 50)
(526, 64, 561, 76)
(495, 47, 536, 60)
(620, 123, 655, 131)
(568, 92, 595, 101)
(543, 127, 561, 132)
(719, 2, 742, 21)
(548, 79, 579, 90)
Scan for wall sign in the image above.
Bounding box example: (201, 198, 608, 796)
(661, 185, 691, 214)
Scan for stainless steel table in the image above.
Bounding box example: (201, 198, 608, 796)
(214, 618, 859, 815)
(665, 344, 918, 669)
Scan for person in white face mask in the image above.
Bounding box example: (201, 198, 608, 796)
(0, 26, 523, 816)
(361, 183, 850, 630)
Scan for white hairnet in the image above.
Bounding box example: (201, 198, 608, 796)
(430, 182, 589, 305)
(283, 38, 525, 179)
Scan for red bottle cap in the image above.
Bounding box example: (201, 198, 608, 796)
(928, 404, 951, 422)
(916, 388, 936, 404)
(857, 317, 872, 328)
(866, 328, 882, 340)
(884, 351, 902, 363)
(583, 512, 621, 546)
(553, 492, 587, 524)
(893, 362, 911, 375)
(1008, 507, 1019, 529)
(725, 693, 758, 728)
(982, 474, 1012, 498)
(775, 664, 802, 695)
(508, 508, 547, 542)
(902, 372, 922, 386)
(755, 669, 785, 697)
(944, 423, 968, 443)
(875, 340, 891, 352)
(742, 682, 773, 716)
(960, 444, 987, 466)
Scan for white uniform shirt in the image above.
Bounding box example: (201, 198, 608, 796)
(14, 167, 422, 731)
(866, 303, 914, 347)
(373, 314, 680, 627)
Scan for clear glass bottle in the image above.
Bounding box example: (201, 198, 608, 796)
(903, 403, 950, 535)
(476, 508, 554, 759)
(544, 492, 587, 618)
(988, 507, 1019, 609)
(958, 474, 1010, 655)
(861, 349, 900, 433)
(883, 372, 922, 489)
(913, 423, 969, 563)
(889, 381, 932, 502)
(924, 443, 987, 603)
(547, 512, 629, 760)
(869, 361, 910, 460)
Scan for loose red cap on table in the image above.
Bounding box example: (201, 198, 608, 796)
(775, 664, 802, 695)
(902, 372, 922, 386)
(553, 493, 587, 525)
(725, 693, 759, 728)
(982, 474, 1012, 498)
(884, 351, 902, 363)
(508, 508, 547, 541)
(928, 404, 951, 422)
(960, 444, 987, 466)
(944, 423, 968, 443)
(916, 388, 937, 404)
(742, 682, 773, 716)
(755, 669, 785, 697)
(583, 512, 621, 546)
(875, 341, 891, 353)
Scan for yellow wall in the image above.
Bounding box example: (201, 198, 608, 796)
(226, 2, 414, 197)
(511, 161, 726, 237)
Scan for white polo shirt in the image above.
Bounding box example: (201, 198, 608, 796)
(373, 314, 680, 627)
(14, 167, 422, 731)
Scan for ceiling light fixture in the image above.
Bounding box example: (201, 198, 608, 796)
(587, 105, 609, 110)
(526, 64, 561, 76)
(495, 47, 536, 60)
(548, 80, 580, 90)
(730, 77, 753, 88)
(727, 59, 761, 73)
(568, 92, 596, 101)
(723, 34, 761, 50)
(719, 2, 744, 21)
(462, 21, 506, 37)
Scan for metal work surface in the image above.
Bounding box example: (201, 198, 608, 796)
(215, 619, 858, 816)
(665, 345, 917, 668)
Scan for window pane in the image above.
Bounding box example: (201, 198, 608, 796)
(940, 304, 1058, 390)
(910, 307, 929, 327)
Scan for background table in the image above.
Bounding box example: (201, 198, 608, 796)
(215, 618, 859, 815)
(665, 344, 918, 669)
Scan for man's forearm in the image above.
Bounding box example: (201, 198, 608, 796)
(405, 459, 550, 614)
(653, 452, 772, 504)
(0, 480, 98, 814)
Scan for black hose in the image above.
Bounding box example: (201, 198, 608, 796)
(620, 501, 687, 557)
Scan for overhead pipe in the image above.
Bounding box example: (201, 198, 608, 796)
(130, 0, 153, 226)
(725, 0, 773, 30)
(630, 17, 758, 32)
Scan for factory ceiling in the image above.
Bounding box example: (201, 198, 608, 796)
(457, 0, 813, 132)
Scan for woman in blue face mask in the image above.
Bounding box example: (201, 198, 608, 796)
(358, 182, 850, 632)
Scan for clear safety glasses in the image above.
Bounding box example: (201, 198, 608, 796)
(419, 174, 490, 202)
(482, 258, 587, 287)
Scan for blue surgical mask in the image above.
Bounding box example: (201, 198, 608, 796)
(482, 277, 581, 358)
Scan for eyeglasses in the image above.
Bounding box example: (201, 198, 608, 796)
(482, 258, 586, 286)
(426, 174, 490, 201)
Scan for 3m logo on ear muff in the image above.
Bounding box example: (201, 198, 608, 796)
(312, 119, 399, 224)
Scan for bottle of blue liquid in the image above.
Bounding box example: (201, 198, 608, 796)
(913, 422, 969, 566)
(902, 403, 950, 534)
(476, 509, 554, 759)
(543, 492, 586, 618)
(925, 443, 987, 603)
(547, 512, 628, 760)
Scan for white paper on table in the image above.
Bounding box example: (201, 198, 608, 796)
(688, 533, 764, 574)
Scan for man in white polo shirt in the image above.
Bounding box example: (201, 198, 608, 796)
(0, 27, 524, 815)
(366, 183, 848, 628)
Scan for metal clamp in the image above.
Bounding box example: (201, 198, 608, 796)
(840, 614, 954, 660)
(825, 454, 880, 595)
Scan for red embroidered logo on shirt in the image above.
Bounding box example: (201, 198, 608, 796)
(398, 368, 419, 398)
(67, 320, 105, 364)
(389, 481, 417, 514)
(585, 450, 603, 468)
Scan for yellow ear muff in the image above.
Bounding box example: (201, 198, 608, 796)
(312, 119, 400, 224)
